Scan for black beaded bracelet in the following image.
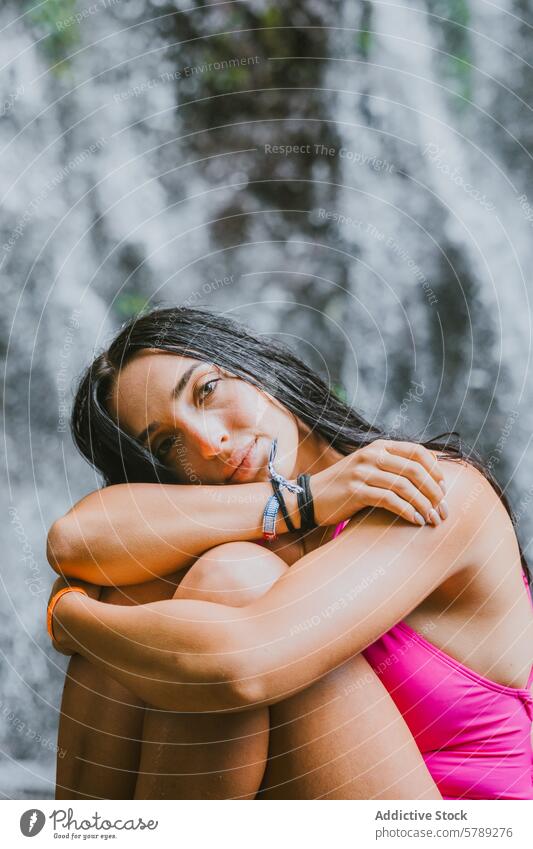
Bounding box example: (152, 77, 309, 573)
(296, 473, 317, 531)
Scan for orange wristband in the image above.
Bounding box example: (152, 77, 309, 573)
(47, 586, 88, 643)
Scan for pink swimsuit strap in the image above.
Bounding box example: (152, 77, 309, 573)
(522, 572, 533, 690)
(332, 519, 350, 538)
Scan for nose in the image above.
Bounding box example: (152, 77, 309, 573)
(189, 418, 229, 460)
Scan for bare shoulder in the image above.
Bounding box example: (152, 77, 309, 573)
(435, 454, 518, 566)
(436, 454, 507, 519)
(340, 453, 516, 582)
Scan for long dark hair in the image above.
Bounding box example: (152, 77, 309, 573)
(70, 305, 529, 576)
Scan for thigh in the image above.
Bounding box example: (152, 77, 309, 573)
(257, 653, 440, 800)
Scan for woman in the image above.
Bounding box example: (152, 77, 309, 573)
(46, 306, 533, 800)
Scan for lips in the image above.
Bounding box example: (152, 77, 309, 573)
(227, 438, 257, 481)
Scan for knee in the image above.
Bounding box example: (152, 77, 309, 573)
(174, 542, 289, 608)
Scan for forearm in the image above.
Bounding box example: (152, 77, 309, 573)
(54, 591, 253, 712)
(47, 481, 300, 586)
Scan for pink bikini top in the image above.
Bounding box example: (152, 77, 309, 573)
(332, 519, 533, 800)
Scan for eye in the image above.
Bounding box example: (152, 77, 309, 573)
(153, 376, 221, 461)
(155, 435, 179, 461)
(197, 378, 220, 405)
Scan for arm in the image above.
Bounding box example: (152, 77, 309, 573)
(47, 479, 287, 586)
(53, 459, 482, 712)
(47, 441, 447, 586)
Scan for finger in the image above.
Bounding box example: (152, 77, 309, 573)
(374, 452, 447, 516)
(360, 486, 431, 526)
(359, 472, 442, 525)
(53, 642, 75, 657)
(383, 441, 446, 491)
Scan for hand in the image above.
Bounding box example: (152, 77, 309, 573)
(47, 575, 101, 656)
(311, 439, 448, 527)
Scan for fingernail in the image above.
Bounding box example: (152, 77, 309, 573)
(438, 499, 449, 520)
(440, 480, 447, 494)
(414, 511, 426, 525)
(428, 509, 441, 526)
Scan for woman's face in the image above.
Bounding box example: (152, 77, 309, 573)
(106, 348, 303, 485)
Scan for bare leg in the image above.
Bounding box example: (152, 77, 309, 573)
(133, 543, 439, 800)
(56, 655, 145, 800)
(134, 706, 269, 800)
(257, 654, 440, 799)
(57, 542, 439, 800)
(55, 574, 183, 800)
(56, 546, 284, 801)
(134, 544, 287, 799)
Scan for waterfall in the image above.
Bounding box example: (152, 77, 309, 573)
(1, 0, 532, 797)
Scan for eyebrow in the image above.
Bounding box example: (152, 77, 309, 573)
(136, 363, 203, 448)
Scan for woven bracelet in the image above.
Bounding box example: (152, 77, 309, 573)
(262, 493, 280, 541)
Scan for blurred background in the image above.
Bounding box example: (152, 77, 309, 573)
(1, 0, 533, 798)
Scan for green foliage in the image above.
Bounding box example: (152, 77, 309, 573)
(260, 7, 284, 29)
(25, 0, 81, 71)
(195, 61, 253, 93)
(448, 53, 472, 104)
(356, 29, 373, 58)
(427, 0, 472, 109)
(27, 0, 78, 27)
(357, 1, 373, 59)
(114, 293, 151, 318)
(430, 0, 470, 27)
(332, 382, 348, 403)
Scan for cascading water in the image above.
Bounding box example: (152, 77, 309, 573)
(1, 0, 531, 797)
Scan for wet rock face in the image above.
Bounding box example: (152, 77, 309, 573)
(1, 1, 532, 793)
